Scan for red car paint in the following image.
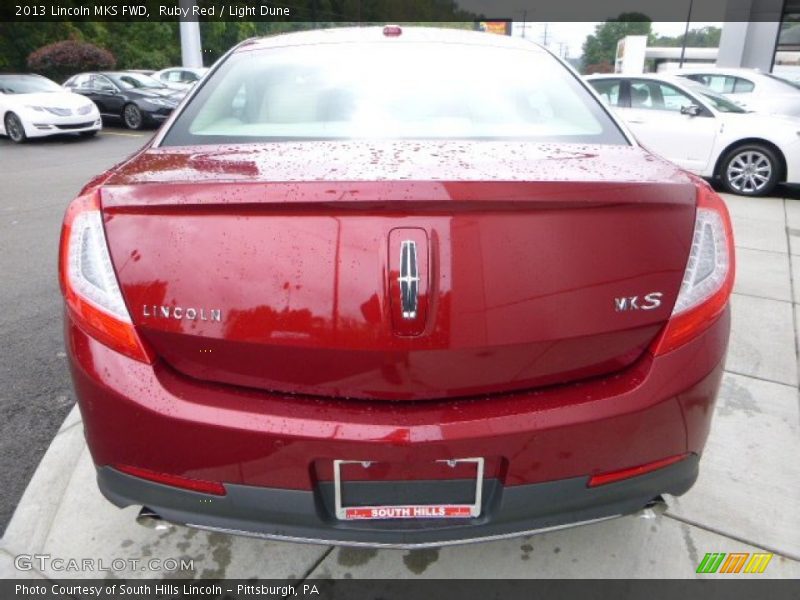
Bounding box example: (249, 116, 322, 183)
(66, 307, 728, 490)
(59, 27, 733, 542)
(98, 144, 697, 401)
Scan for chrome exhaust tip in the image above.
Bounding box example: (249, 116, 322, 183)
(136, 507, 174, 531)
(636, 495, 668, 520)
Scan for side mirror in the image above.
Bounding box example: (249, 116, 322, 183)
(681, 104, 701, 117)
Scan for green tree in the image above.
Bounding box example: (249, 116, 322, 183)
(0, 1, 481, 74)
(77, 22, 180, 70)
(651, 26, 722, 48)
(581, 14, 653, 73)
(28, 39, 116, 81)
(0, 22, 180, 75)
(0, 23, 81, 72)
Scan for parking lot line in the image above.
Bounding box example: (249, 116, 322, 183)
(100, 131, 145, 138)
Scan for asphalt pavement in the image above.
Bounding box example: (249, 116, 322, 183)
(0, 128, 152, 535)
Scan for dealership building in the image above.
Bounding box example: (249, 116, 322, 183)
(613, 0, 800, 77)
(715, 0, 799, 72)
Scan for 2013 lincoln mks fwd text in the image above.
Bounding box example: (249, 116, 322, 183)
(60, 27, 734, 547)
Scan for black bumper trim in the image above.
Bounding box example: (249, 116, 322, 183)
(96, 455, 698, 548)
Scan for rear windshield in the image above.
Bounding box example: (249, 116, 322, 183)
(161, 42, 627, 146)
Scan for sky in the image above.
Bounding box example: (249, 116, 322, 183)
(509, 22, 722, 59)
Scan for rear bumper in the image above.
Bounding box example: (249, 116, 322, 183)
(67, 306, 729, 546)
(98, 455, 698, 548)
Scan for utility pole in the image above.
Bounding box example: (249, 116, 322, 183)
(542, 23, 549, 47)
(521, 10, 527, 38)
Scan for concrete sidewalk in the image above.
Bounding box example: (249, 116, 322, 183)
(2, 193, 799, 579)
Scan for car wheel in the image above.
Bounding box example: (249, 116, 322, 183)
(79, 130, 98, 138)
(122, 104, 144, 130)
(720, 144, 780, 197)
(4, 112, 27, 143)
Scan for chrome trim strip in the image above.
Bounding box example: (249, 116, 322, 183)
(185, 514, 620, 550)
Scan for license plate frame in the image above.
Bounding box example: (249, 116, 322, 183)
(333, 457, 484, 521)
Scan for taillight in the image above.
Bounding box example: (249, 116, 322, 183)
(59, 189, 153, 363)
(587, 453, 690, 487)
(651, 180, 735, 355)
(114, 464, 226, 496)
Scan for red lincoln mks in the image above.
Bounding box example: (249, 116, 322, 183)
(60, 27, 733, 547)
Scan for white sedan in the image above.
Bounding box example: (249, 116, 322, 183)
(152, 67, 208, 91)
(0, 74, 101, 143)
(587, 73, 800, 196)
(674, 68, 800, 118)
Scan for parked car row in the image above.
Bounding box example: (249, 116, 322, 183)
(0, 66, 207, 142)
(1, 59, 798, 197)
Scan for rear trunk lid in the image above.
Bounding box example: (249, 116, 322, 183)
(102, 141, 696, 401)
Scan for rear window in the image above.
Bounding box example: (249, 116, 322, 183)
(161, 42, 627, 146)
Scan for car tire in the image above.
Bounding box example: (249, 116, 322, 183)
(4, 112, 27, 143)
(719, 144, 780, 197)
(79, 130, 98, 138)
(122, 103, 144, 130)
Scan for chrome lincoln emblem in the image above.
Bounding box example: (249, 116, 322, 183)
(398, 240, 420, 319)
(142, 305, 222, 322)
